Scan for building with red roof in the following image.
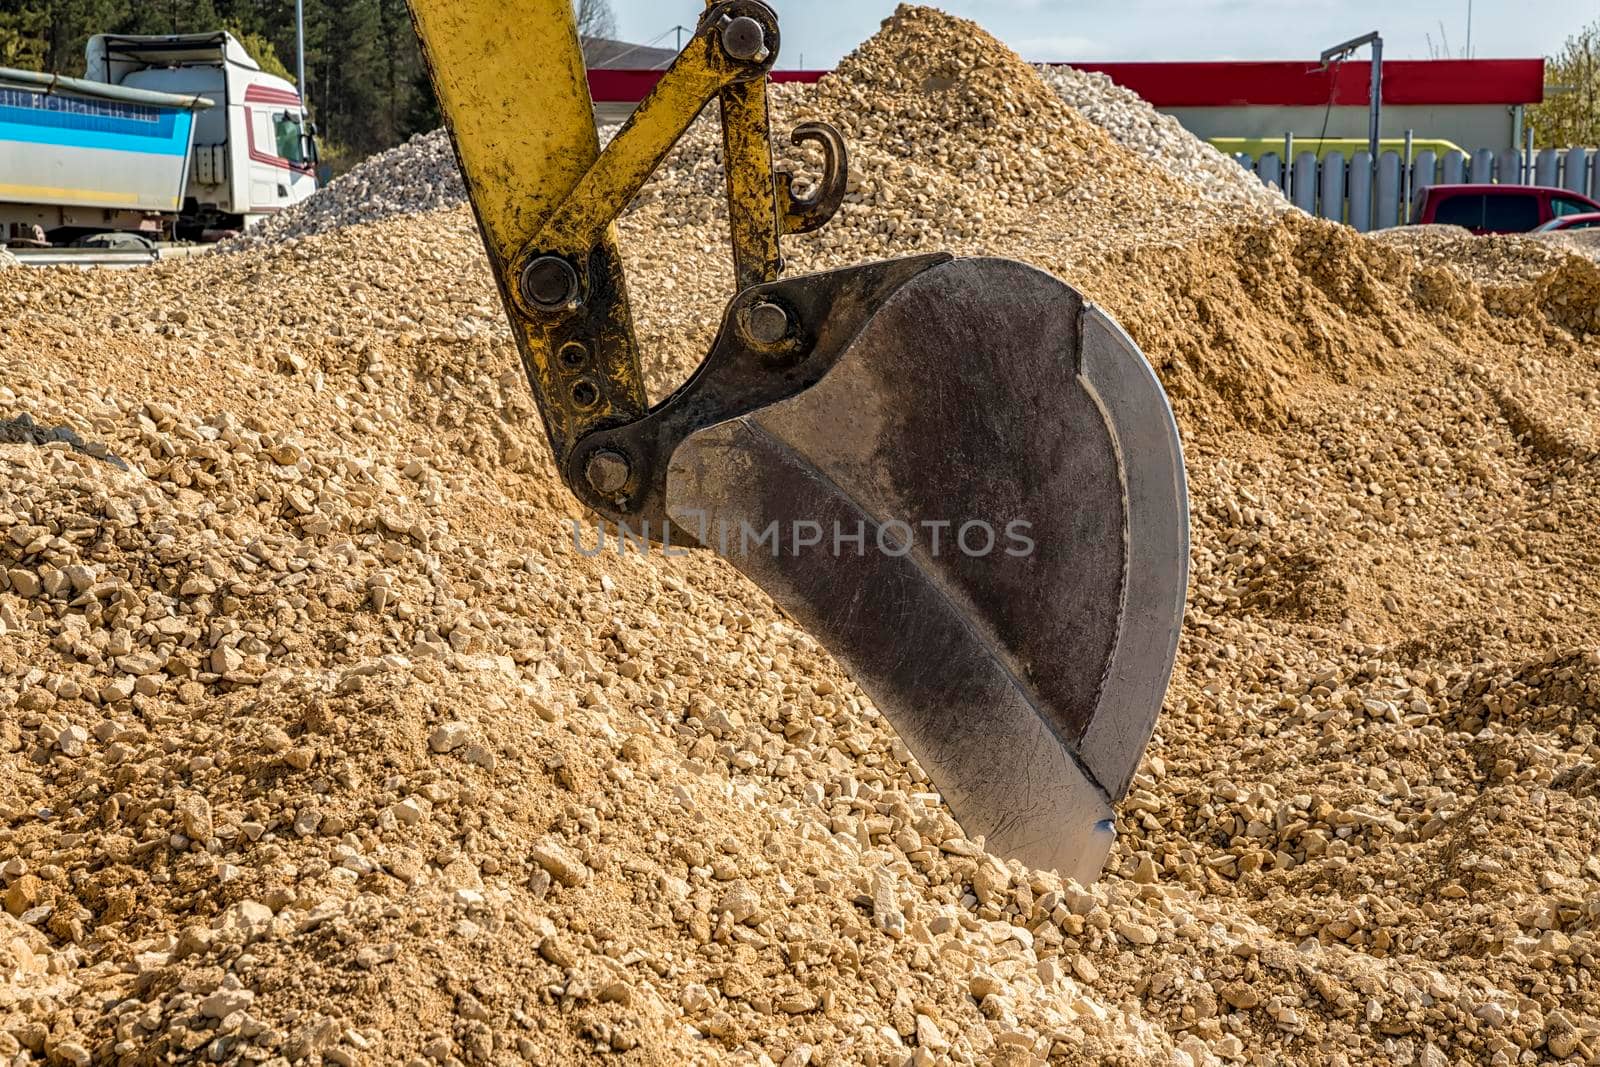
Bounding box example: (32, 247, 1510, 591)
(588, 57, 1545, 155)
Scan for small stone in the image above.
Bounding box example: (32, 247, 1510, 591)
(259, 724, 293, 753)
(119, 650, 167, 677)
(17, 687, 54, 712)
(680, 984, 715, 1013)
(1114, 918, 1159, 945)
(1221, 982, 1260, 1010)
(972, 856, 1011, 906)
(200, 987, 256, 1019)
(4, 875, 44, 917)
(284, 1016, 341, 1062)
(55, 725, 88, 757)
(180, 573, 217, 596)
(52, 1041, 91, 1067)
(969, 973, 1007, 1000)
(217, 900, 274, 931)
(106, 628, 134, 656)
(718, 881, 762, 924)
(915, 1015, 949, 1052)
(61, 564, 96, 593)
(871, 867, 905, 939)
(210, 645, 244, 674)
(456, 992, 491, 1021)
(388, 797, 427, 826)
(177, 793, 214, 840)
(429, 721, 472, 753)
(7, 569, 40, 598)
(1548, 1033, 1580, 1059)
(539, 935, 576, 968)
(528, 838, 589, 888)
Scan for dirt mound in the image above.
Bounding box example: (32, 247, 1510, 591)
(6, 6, 1600, 1066)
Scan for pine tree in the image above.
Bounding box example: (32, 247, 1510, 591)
(0, 4, 50, 69)
(42, 0, 132, 74)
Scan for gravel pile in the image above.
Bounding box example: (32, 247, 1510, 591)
(225, 129, 467, 249)
(231, 11, 1286, 251)
(5, 5, 1600, 1066)
(1038, 65, 1290, 216)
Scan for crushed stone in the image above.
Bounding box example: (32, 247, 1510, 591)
(5, 6, 1600, 1066)
(1037, 65, 1290, 216)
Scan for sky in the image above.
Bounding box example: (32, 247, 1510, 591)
(606, 0, 1593, 68)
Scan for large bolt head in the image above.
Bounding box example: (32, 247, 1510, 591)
(720, 16, 768, 62)
(521, 256, 580, 310)
(585, 450, 632, 496)
(743, 301, 791, 345)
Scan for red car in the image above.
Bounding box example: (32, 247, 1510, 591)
(1534, 212, 1600, 233)
(1414, 184, 1600, 234)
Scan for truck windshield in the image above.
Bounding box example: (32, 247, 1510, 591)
(275, 113, 306, 164)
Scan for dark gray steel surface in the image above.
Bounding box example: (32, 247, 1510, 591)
(664, 258, 1188, 879)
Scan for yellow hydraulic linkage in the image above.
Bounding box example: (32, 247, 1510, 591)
(403, 0, 1190, 882)
(405, 0, 844, 495)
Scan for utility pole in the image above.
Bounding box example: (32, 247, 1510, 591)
(1321, 32, 1383, 230)
(1466, 0, 1473, 58)
(296, 0, 308, 103)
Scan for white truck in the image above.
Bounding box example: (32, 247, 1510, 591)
(0, 31, 317, 246)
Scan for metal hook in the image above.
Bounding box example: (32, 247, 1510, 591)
(779, 122, 849, 235)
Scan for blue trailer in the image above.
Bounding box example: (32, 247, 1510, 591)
(0, 67, 212, 242)
(2, 33, 316, 246)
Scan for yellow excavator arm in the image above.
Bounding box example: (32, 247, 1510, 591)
(405, 0, 648, 459)
(404, 0, 1190, 883)
(405, 0, 838, 477)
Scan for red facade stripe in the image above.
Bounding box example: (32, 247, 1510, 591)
(586, 59, 1543, 108)
(1066, 60, 1544, 108)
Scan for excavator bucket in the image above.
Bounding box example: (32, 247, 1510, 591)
(666, 258, 1189, 883)
(402, 0, 1188, 881)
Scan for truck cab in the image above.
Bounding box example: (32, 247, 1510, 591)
(86, 33, 317, 236)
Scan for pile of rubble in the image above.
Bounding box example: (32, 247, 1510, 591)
(229, 13, 1287, 252)
(1038, 65, 1289, 214)
(224, 130, 467, 250)
(5, 6, 1600, 1066)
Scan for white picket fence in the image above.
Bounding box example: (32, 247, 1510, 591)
(1232, 146, 1600, 230)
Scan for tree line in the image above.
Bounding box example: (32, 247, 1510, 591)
(0, 0, 617, 171)
(1531, 18, 1600, 147)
